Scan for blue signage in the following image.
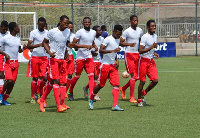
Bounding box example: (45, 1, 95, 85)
(155, 42, 176, 58)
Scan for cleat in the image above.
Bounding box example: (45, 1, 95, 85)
(35, 93, 40, 100)
(44, 100, 47, 108)
(0, 94, 4, 104)
(37, 99, 41, 105)
(142, 96, 146, 105)
(61, 103, 70, 109)
(68, 93, 74, 101)
(30, 97, 36, 104)
(129, 97, 137, 103)
(120, 87, 126, 100)
(89, 100, 93, 110)
(83, 86, 88, 99)
(3, 100, 11, 106)
(94, 94, 101, 101)
(40, 102, 45, 112)
(112, 105, 124, 111)
(137, 102, 144, 107)
(57, 105, 67, 112)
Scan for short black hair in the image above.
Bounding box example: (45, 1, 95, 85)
(1, 20, 8, 27)
(38, 17, 46, 23)
(101, 25, 106, 30)
(130, 15, 138, 21)
(114, 25, 123, 31)
(57, 22, 60, 27)
(60, 15, 69, 21)
(8, 22, 17, 32)
(68, 21, 73, 25)
(83, 17, 91, 22)
(92, 25, 100, 31)
(146, 20, 155, 27)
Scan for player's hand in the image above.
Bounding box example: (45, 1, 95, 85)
(86, 45, 92, 50)
(113, 47, 121, 53)
(68, 43, 73, 49)
(64, 53, 70, 62)
(93, 46, 98, 51)
(115, 60, 119, 69)
(154, 53, 159, 59)
(23, 44, 28, 51)
(129, 43, 136, 47)
(153, 42, 158, 48)
(91, 51, 98, 57)
(5, 54, 10, 60)
(50, 52, 56, 58)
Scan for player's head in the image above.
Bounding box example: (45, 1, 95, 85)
(68, 21, 73, 32)
(59, 15, 69, 30)
(130, 15, 138, 27)
(101, 25, 107, 31)
(44, 23, 48, 30)
(83, 17, 91, 29)
(147, 20, 156, 34)
(0, 20, 9, 34)
(113, 25, 123, 39)
(8, 22, 20, 33)
(93, 25, 101, 37)
(38, 17, 46, 31)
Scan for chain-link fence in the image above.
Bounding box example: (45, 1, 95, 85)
(0, 0, 199, 55)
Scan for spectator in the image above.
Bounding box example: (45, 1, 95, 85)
(179, 27, 185, 43)
(101, 25, 109, 38)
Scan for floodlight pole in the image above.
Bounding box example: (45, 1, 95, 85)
(98, 1, 100, 25)
(195, 0, 198, 56)
(2, 0, 5, 20)
(71, 0, 74, 32)
(134, 0, 136, 15)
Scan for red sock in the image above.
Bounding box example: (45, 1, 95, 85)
(0, 85, 4, 95)
(69, 75, 80, 94)
(130, 78, 136, 99)
(112, 87, 119, 107)
(66, 78, 72, 93)
(122, 80, 130, 91)
(60, 86, 66, 105)
(86, 84, 89, 89)
(88, 74, 94, 97)
(53, 84, 60, 108)
(36, 79, 46, 96)
(31, 80, 37, 98)
(90, 92, 96, 100)
(142, 90, 147, 96)
(3, 94, 9, 101)
(40, 82, 52, 102)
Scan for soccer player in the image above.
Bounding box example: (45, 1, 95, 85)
(119, 15, 143, 103)
(0, 22, 25, 105)
(65, 21, 75, 96)
(89, 25, 124, 111)
(83, 25, 104, 101)
(68, 17, 97, 101)
(101, 25, 109, 38)
(26, 17, 48, 103)
(42, 15, 71, 112)
(137, 20, 159, 107)
(0, 20, 9, 104)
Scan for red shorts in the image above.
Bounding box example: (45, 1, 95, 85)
(0, 54, 5, 72)
(94, 62, 101, 77)
(26, 56, 48, 78)
(66, 55, 75, 75)
(75, 58, 94, 75)
(49, 58, 67, 84)
(98, 64, 119, 87)
(4, 60, 19, 82)
(125, 52, 139, 79)
(138, 57, 158, 82)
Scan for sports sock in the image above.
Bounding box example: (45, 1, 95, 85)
(130, 78, 136, 99)
(85, 84, 89, 89)
(142, 90, 147, 96)
(90, 92, 96, 100)
(0, 79, 4, 94)
(60, 85, 66, 105)
(69, 75, 80, 94)
(88, 74, 94, 97)
(40, 82, 52, 102)
(53, 84, 60, 108)
(122, 80, 130, 91)
(36, 79, 46, 96)
(3, 93, 9, 101)
(66, 78, 72, 93)
(31, 80, 37, 98)
(112, 87, 119, 107)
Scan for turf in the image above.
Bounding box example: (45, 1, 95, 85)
(1, 56, 200, 137)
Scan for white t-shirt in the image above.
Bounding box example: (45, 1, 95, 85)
(29, 29, 48, 57)
(140, 33, 157, 59)
(101, 35, 120, 65)
(67, 32, 75, 55)
(93, 36, 104, 62)
(0, 31, 10, 51)
(121, 27, 143, 53)
(0, 34, 21, 60)
(45, 27, 70, 59)
(75, 28, 96, 59)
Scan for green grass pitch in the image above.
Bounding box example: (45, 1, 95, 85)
(1, 56, 200, 137)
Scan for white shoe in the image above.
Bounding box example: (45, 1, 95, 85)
(94, 95, 100, 101)
(137, 102, 144, 107)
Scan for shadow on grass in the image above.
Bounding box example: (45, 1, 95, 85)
(130, 104, 154, 107)
(119, 99, 129, 102)
(73, 98, 88, 101)
(95, 107, 111, 110)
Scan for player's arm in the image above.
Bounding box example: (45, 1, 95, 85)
(27, 40, 42, 49)
(92, 41, 98, 51)
(99, 44, 120, 54)
(72, 38, 92, 50)
(119, 37, 136, 47)
(115, 56, 119, 69)
(154, 52, 159, 59)
(42, 38, 55, 58)
(18, 44, 27, 53)
(0, 49, 10, 60)
(139, 42, 157, 54)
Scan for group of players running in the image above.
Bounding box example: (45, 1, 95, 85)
(0, 14, 159, 112)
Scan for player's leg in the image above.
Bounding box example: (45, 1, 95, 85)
(93, 62, 101, 101)
(85, 58, 94, 98)
(0, 55, 5, 103)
